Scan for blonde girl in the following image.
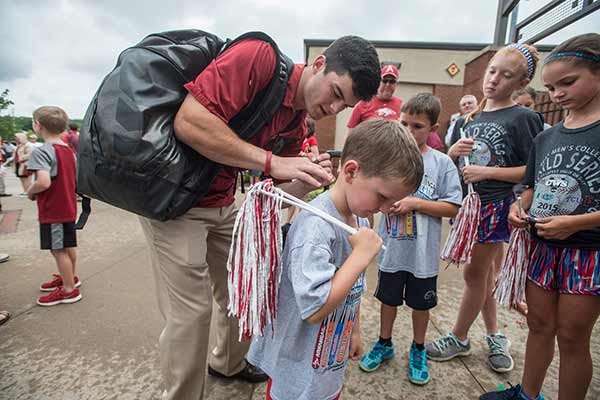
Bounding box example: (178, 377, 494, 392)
(427, 43, 544, 373)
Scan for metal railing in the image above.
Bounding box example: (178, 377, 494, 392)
(510, 0, 600, 44)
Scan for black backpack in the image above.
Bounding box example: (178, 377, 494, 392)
(76, 30, 294, 224)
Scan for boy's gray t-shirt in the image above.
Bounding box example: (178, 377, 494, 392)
(248, 192, 367, 400)
(377, 149, 462, 278)
(27, 142, 60, 176)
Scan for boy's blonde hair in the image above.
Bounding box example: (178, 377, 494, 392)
(512, 86, 537, 101)
(14, 132, 28, 144)
(32, 106, 68, 135)
(342, 119, 423, 192)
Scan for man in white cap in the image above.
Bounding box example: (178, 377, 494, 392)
(347, 64, 403, 128)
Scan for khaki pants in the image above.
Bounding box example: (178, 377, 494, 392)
(140, 204, 248, 400)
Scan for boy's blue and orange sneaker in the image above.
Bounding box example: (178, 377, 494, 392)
(408, 342, 430, 385)
(358, 341, 394, 372)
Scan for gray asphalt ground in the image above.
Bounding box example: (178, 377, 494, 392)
(0, 173, 598, 399)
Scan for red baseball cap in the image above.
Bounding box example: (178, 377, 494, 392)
(380, 64, 399, 80)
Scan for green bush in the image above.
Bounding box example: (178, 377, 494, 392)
(305, 188, 324, 202)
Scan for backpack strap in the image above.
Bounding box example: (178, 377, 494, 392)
(75, 196, 91, 230)
(75, 32, 292, 230)
(226, 32, 295, 142)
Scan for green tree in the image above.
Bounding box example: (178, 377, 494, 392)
(0, 89, 15, 141)
(0, 89, 14, 113)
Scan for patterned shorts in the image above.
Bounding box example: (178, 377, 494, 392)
(528, 239, 600, 295)
(477, 194, 514, 244)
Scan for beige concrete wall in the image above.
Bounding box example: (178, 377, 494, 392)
(307, 46, 478, 87)
(395, 83, 433, 102)
(308, 45, 552, 91)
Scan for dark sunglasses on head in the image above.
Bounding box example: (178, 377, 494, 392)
(381, 78, 396, 84)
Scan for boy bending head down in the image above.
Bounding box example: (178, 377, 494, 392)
(248, 118, 423, 400)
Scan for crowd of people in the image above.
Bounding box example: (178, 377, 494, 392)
(0, 31, 599, 400)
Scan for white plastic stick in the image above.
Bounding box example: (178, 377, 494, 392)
(257, 187, 387, 250)
(460, 128, 475, 194)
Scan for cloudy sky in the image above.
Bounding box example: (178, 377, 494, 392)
(1, 0, 598, 119)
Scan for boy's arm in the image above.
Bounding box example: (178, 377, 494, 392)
(390, 198, 459, 219)
(348, 307, 362, 361)
(26, 146, 53, 198)
(390, 164, 462, 219)
(27, 170, 51, 198)
(306, 228, 380, 324)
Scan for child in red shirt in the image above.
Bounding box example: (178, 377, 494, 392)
(27, 106, 81, 306)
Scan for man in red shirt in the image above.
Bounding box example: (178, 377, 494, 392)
(60, 123, 80, 154)
(139, 35, 380, 400)
(426, 130, 444, 151)
(346, 64, 403, 128)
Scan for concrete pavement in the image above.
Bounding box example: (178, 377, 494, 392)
(0, 173, 598, 400)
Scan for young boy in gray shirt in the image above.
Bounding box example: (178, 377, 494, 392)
(248, 119, 424, 400)
(359, 94, 462, 385)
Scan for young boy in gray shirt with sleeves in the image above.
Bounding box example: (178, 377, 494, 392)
(26, 106, 80, 307)
(359, 94, 463, 385)
(248, 119, 424, 400)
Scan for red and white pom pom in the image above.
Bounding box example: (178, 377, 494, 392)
(495, 228, 531, 307)
(228, 179, 367, 340)
(227, 180, 283, 341)
(441, 190, 481, 265)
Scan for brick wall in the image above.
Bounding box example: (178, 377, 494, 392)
(464, 50, 494, 103)
(433, 84, 464, 143)
(315, 114, 337, 152)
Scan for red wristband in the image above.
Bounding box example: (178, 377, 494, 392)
(264, 151, 273, 176)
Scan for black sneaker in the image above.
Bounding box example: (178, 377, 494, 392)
(480, 383, 523, 400)
(208, 360, 268, 383)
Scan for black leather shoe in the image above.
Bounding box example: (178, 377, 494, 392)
(0, 194, 12, 197)
(208, 360, 268, 383)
